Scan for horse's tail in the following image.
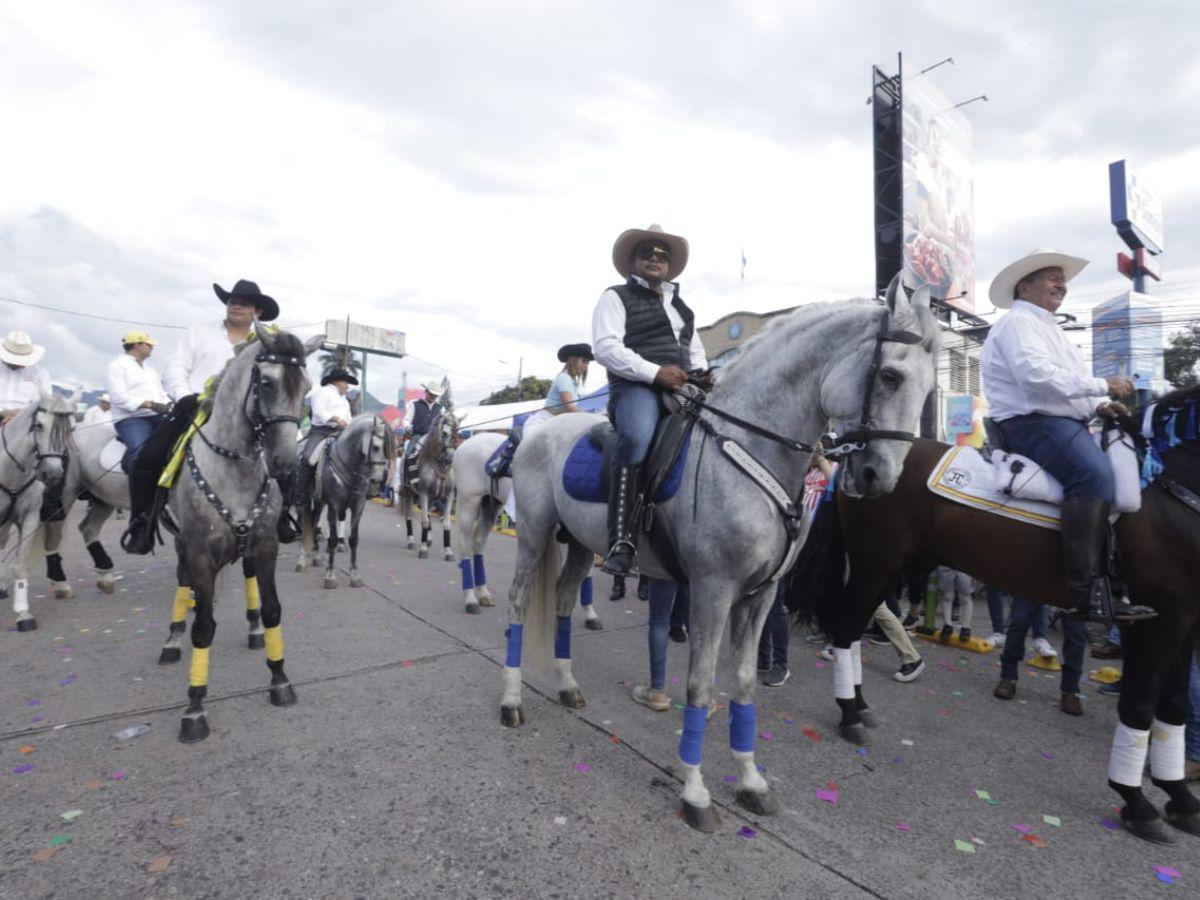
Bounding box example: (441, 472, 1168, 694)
(520, 534, 561, 670)
(786, 489, 845, 632)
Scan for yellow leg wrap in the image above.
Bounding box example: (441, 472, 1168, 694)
(189, 646, 210, 687)
(264, 626, 284, 662)
(244, 577, 261, 611)
(172, 586, 193, 622)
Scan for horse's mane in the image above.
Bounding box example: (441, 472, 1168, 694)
(201, 330, 308, 415)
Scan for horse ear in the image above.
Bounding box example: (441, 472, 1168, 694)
(253, 319, 272, 348)
(303, 334, 325, 357)
(883, 271, 909, 315)
(909, 284, 932, 311)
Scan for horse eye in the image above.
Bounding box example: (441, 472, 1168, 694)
(879, 368, 903, 389)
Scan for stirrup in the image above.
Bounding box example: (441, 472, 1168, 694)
(602, 540, 636, 575)
(120, 518, 155, 555)
(277, 510, 301, 544)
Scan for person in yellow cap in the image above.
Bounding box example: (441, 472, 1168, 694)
(105, 330, 171, 548)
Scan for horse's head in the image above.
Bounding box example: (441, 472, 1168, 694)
(31, 391, 76, 486)
(244, 322, 314, 480)
(433, 410, 459, 464)
(823, 274, 939, 498)
(362, 415, 393, 497)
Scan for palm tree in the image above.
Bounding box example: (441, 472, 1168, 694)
(318, 346, 364, 378)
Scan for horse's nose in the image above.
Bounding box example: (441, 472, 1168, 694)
(859, 464, 879, 491)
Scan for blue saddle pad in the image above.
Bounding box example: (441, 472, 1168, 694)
(484, 441, 508, 478)
(562, 429, 692, 504)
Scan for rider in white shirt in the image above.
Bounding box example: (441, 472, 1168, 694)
(105, 330, 170, 471)
(295, 368, 357, 509)
(82, 394, 115, 433)
(0, 330, 51, 423)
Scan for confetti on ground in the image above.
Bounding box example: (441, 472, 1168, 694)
(48, 834, 72, 847)
(57, 674, 77, 686)
(32, 846, 61, 862)
(19, 745, 36, 754)
(26, 699, 41, 707)
(974, 789, 996, 804)
(609, 735, 620, 745)
(738, 826, 757, 839)
(803, 727, 823, 742)
(669, 676, 681, 684)
(1023, 834, 1048, 848)
(402, 660, 414, 668)
(892, 756, 903, 764)
(573, 763, 591, 774)
(901, 739, 914, 747)
(553, 816, 567, 826)
(723, 775, 738, 783)
(111, 771, 125, 781)
(972, 837, 986, 845)
(1011, 823, 1032, 834)
(31, 716, 44, 723)
(60, 810, 82, 822)
(13, 764, 35, 774)
(147, 855, 172, 874)
(1157, 873, 1176, 885)
(1155, 866, 1181, 879)
(815, 786, 839, 805)
(1100, 817, 1121, 831)
(1043, 814, 1061, 827)
(1041, 751, 1054, 761)
(954, 839, 976, 854)
(897, 822, 911, 832)
(760, 730, 774, 741)
(169, 817, 186, 827)
(938, 708, 951, 718)
(856, 748, 868, 757)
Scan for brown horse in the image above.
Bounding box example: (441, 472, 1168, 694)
(790, 415, 1200, 844)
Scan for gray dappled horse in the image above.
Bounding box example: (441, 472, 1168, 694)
(1, 393, 75, 631)
(295, 413, 394, 589)
(400, 410, 457, 560)
(163, 323, 315, 743)
(501, 278, 938, 830)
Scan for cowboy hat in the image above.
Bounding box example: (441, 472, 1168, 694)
(420, 381, 445, 397)
(121, 330, 157, 346)
(213, 279, 280, 322)
(988, 249, 1089, 310)
(612, 224, 689, 280)
(0, 330, 45, 367)
(321, 368, 359, 386)
(557, 343, 593, 363)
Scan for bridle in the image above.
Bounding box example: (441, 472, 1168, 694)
(194, 350, 305, 461)
(0, 404, 72, 524)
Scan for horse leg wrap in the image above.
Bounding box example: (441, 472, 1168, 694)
(459, 559, 474, 592)
(443, 529, 451, 549)
(505, 624, 524, 668)
(172, 586, 193, 622)
(244, 577, 260, 612)
(46, 553, 66, 584)
(189, 646, 210, 688)
(13, 579, 29, 615)
(851, 640, 863, 685)
(86, 541, 114, 571)
(405, 520, 413, 537)
(729, 700, 756, 753)
(580, 576, 594, 608)
(679, 705, 709, 766)
(1150, 719, 1186, 782)
(554, 615, 571, 660)
(473, 554, 486, 587)
(264, 626, 284, 662)
(832, 647, 855, 699)
(1108, 722, 1151, 787)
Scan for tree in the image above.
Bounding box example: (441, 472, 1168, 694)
(480, 376, 551, 405)
(317, 346, 364, 378)
(1164, 323, 1200, 389)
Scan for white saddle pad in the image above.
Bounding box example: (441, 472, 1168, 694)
(100, 437, 126, 472)
(926, 431, 1141, 531)
(307, 437, 333, 467)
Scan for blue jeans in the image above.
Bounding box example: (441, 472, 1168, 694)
(1000, 596, 1085, 693)
(114, 414, 168, 474)
(1187, 654, 1200, 763)
(996, 414, 1114, 501)
(610, 382, 662, 466)
(985, 586, 1008, 633)
(757, 581, 789, 669)
(670, 583, 690, 631)
(647, 578, 677, 691)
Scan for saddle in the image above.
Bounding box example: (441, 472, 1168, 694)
(99, 436, 126, 473)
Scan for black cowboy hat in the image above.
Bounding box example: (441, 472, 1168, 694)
(557, 343, 593, 363)
(213, 279, 280, 322)
(321, 368, 359, 387)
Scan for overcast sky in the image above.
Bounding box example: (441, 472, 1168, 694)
(2, 1, 1197, 403)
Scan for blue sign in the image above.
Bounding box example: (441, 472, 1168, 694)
(1091, 291, 1164, 381)
(1110, 160, 1164, 254)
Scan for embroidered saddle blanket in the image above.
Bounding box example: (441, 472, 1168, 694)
(926, 431, 1142, 531)
(562, 425, 692, 504)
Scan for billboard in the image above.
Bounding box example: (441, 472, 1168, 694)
(325, 319, 406, 358)
(901, 72, 976, 313)
(1109, 160, 1164, 254)
(1091, 291, 1164, 384)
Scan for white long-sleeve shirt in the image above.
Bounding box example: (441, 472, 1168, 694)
(105, 354, 169, 422)
(310, 383, 351, 427)
(981, 300, 1110, 422)
(0, 364, 51, 413)
(164, 321, 241, 400)
(592, 278, 708, 384)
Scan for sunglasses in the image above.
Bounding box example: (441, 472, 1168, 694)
(637, 250, 671, 263)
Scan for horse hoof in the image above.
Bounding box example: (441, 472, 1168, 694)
(444, 553, 455, 562)
(418, 550, 428, 559)
(858, 709, 880, 729)
(248, 634, 265, 650)
(736, 788, 780, 816)
(559, 689, 586, 709)
(179, 713, 209, 743)
(680, 800, 721, 833)
(585, 618, 603, 631)
(98, 580, 116, 595)
(500, 705, 525, 728)
(270, 683, 297, 707)
(295, 562, 307, 573)
(16, 617, 38, 632)
(1166, 810, 1200, 837)
(839, 722, 870, 746)
(350, 578, 365, 588)
(477, 594, 494, 607)
(406, 540, 415, 550)
(1124, 815, 1175, 843)
(158, 647, 182, 665)
(323, 578, 338, 590)
(54, 585, 75, 600)
(465, 602, 481, 615)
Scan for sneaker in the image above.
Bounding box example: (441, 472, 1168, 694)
(1032, 637, 1057, 658)
(894, 659, 925, 682)
(958, 627, 972, 643)
(939, 624, 953, 642)
(631, 685, 670, 711)
(669, 625, 688, 644)
(761, 664, 790, 687)
(986, 632, 1005, 649)
(1098, 678, 1123, 696)
(1090, 640, 1123, 660)
(819, 644, 835, 662)
(864, 626, 890, 646)
(901, 613, 920, 632)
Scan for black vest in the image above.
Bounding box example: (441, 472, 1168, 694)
(607, 280, 695, 385)
(410, 399, 441, 435)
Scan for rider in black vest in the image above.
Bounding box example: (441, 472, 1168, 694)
(592, 224, 710, 575)
(404, 382, 444, 475)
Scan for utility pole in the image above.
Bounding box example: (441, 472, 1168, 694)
(516, 357, 524, 401)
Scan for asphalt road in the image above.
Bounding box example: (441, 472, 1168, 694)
(0, 502, 1190, 899)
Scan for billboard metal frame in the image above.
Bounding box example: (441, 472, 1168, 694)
(872, 54, 904, 300)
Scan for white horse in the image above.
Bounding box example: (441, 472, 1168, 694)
(400, 410, 458, 560)
(451, 432, 601, 628)
(500, 278, 938, 831)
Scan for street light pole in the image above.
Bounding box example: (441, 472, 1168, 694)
(517, 357, 523, 401)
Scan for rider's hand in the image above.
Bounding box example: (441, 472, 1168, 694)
(653, 365, 689, 392)
(1096, 401, 1131, 419)
(143, 401, 171, 415)
(1106, 376, 1135, 398)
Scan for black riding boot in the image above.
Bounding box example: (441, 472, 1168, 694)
(602, 465, 641, 576)
(1060, 497, 1156, 623)
(120, 467, 160, 555)
(275, 472, 301, 544)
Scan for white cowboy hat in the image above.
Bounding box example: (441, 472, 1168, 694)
(0, 330, 45, 367)
(421, 381, 445, 397)
(988, 248, 1089, 310)
(612, 223, 690, 280)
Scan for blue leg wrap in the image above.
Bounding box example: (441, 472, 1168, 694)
(679, 705, 709, 766)
(459, 559, 474, 591)
(504, 624, 523, 668)
(473, 554, 486, 586)
(554, 615, 571, 660)
(580, 576, 594, 607)
(729, 700, 756, 753)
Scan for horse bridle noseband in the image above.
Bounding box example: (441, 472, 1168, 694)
(195, 350, 305, 461)
(0, 405, 72, 525)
